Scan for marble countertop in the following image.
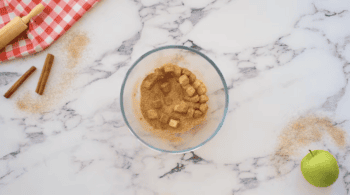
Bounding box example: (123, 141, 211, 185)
(1, 0, 350, 194)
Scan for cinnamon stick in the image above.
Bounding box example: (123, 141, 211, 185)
(36, 53, 54, 95)
(4, 66, 36, 98)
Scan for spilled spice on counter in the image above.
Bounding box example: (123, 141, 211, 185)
(15, 31, 90, 113)
(136, 63, 209, 142)
(271, 115, 346, 175)
(66, 32, 89, 68)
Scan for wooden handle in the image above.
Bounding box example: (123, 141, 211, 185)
(0, 17, 27, 50)
(22, 3, 45, 24)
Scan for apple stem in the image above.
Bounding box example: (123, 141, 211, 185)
(309, 149, 314, 157)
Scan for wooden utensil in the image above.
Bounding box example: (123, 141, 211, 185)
(0, 3, 45, 50)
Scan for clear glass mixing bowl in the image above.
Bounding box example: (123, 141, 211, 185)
(120, 45, 228, 153)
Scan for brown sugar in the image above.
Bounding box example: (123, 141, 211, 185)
(271, 115, 347, 175)
(138, 63, 209, 141)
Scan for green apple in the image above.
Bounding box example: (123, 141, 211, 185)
(301, 150, 339, 187)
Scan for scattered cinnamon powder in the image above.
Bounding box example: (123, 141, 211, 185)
(66, 32, 89, 68)
(15, 31, 89, 113)
(271, 115, 347, 175)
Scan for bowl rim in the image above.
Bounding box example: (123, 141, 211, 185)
(120, 45, 229, 153)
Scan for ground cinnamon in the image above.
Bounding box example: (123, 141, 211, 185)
(275, 116, 346, 157)
(271, 115, 347, 175)
(139, 63, 209, 141)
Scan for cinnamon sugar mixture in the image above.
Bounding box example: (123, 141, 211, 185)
(135, 63, 209, 143)
(271, 115, 347, 175)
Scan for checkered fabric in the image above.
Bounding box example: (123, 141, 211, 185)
(0, 0, 99, 62)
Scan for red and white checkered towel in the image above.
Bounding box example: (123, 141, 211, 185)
(0, 0, 99, 62)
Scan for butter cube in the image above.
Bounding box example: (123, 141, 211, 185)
(200, 103, 208, 113)
(164, 106, 174, 114)
(164, 64, 175, 73)
(164, 97, 173, 106)
(192, 103, 200, 109)
(169, 119, 179, 128)
(182, 84, 191, 90)
(179, 75, 189, 86)
(197, 84, 207, 95)
(189, 73, 196, 83)
(147, 110, 158, 119)
(161, 82, 171, 93)
(173, 65, 182, 77)
(154, 68, 164, 79)
(143, 80, 153, 89)
(174, 101, 188, 113)
(187, 108, 195, 118)
(143, 73, 158, 89)
(193, 79, 202, 89)
(186, 86, 196, 97)
(183, 95, 191, 101)
(194, 110, 203, 118)
(184, 94, 199, 102)
(190, 95, 199, 103)
(160, 113, 170, 124)
(199, 95, 209, 103)
(151, 100, 162, 109)
(182, 68, 192, 76)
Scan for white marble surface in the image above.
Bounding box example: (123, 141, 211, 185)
(1, 0, 350, 194)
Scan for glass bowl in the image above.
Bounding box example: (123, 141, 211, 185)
(120, 45, 228, 153)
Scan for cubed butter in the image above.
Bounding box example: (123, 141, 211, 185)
(164, 64, 175, 73)
(179, 75, 189, 86)
(174, 101, 188, 113)
(160, 82, 171, 93)
(160, 113, 170, 124)
(173, 65, 182, 77)
(186, 86, 195, 96)
(200, 103, 208, 113)
(187, 108, 195, 118)
(182, 84, 191, 90)
(154, 68, 164, 79)
(193, 79, 202, 89)
(164, 97, 173, 106)
(183, 95, 191, 101)
(143, 73, 158, 89)
(151, 100, 162, 109)
(199, 95, 209, 103)
(182, 68, 192, 76)
(164, 106, 174, 114)
(197, 84, 207, 95)
(192, 103, 200, 109)
(190, 95, 199, 103)
(143, 80, 153, 89)
(189, 73, 196, 83)
(169, 119, 179, 128)
(193, 110, 203, 118)
(147, 109, 158, 119)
